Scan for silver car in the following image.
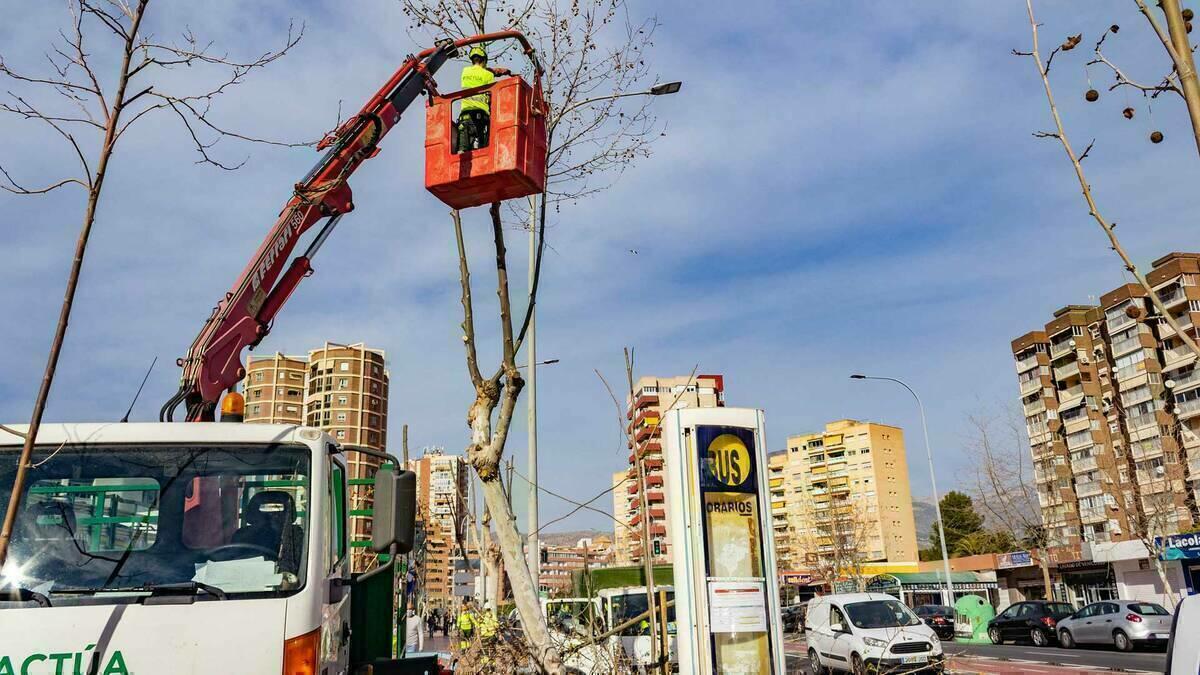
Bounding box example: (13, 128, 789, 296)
(1057, 600, 1172, 651)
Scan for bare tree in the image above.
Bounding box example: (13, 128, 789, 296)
(965, 409, 1056, 599)
(1016, 1, 1200, 366)
(794, 491, 873, 593)
(0, 0, 302, 568)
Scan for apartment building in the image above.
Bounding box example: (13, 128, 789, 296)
(409, 449, 470, 609)
(241, 342, 390, 571)
(612, 471, 636, 565)
(538, 536, 614, 595)
(771, 420, 919, 576)
(1012, 252, 1200, 602)
(617, 374, 725, 565)
(243, 353, 306, 424)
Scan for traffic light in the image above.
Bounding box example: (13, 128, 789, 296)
(652, 540, 661, 557)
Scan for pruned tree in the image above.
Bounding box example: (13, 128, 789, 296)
(965, 409, 1056, 599)
(401, 1, 671, 671)
(795, 492, 873, 593)
(1015, 1, 1200, 367)
(0, 0, 303, 568)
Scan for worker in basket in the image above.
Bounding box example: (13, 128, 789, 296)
(456, 45, 511, 152)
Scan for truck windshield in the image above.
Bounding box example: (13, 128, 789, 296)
(0, 443, 310, 604)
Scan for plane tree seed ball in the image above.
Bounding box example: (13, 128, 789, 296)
(1151, 130, 1164, 144)
(1184, 8, 1194, 20)
(1123, 107, 1135, 119)
(1085, 89, 1100, 102)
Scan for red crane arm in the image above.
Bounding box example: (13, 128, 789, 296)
(162, 31, 540, 422)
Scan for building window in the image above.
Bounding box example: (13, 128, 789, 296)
(340, 362, 350, 372)
(339, 378, 349, 389)
(337, 396, 348, 406)
(335, 430, 346, 439)
(336, 413, 347, 422)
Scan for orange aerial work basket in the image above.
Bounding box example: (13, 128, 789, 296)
(424, 75, 547, 209)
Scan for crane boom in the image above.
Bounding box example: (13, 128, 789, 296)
(162, 31, 540, 422)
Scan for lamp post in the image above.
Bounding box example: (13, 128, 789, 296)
(850, 374, 956, 606)
(523, 81, 682, 594)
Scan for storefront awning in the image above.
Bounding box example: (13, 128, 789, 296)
(866, 572, 998, 593)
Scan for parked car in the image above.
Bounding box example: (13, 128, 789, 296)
(913, 604, 956, 640)
(1166, 594, 1200, 674)
(806, 593, 945, 674)
(782, 602, 809, 633)
(1057, 600, 1172, 651)
(986, 600, 1075, 647)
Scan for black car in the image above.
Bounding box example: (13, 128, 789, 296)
(914, 604, 957, 640)
(781, 602, 808, 633)
(987, 600, 1076, 647)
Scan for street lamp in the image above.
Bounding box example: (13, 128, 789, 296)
(850, 374, 956, 606)
(524, 80, 682, 590)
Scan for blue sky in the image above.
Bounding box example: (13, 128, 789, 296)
(2, 1, 1199, 535)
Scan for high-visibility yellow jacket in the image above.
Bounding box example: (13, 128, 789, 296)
(461, 64, 495, 114)
(478, 610, 499, 639)
(457, 610, 476, 632)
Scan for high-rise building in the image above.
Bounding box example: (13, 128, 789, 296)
(771, 419, 919, 575)
(1012, 252, 1200, 575)
(618, 374, 725, 565)
(612, 471, 636, 565)
(243, 353, 306, 424)
(241, 342, 390, 571)
(409, 449, 469, 609)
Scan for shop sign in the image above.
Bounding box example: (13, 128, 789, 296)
(997, 551, 1034, 569)
(1157, 532, 1200, 561)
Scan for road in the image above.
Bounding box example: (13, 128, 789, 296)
(782, 635, 1167, 674)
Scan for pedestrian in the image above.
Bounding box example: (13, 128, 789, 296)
(455, 45, 511, 152)
(405, 607, 424, 653)
(426, 611, 435, 636)
(442, 611, 450, 638)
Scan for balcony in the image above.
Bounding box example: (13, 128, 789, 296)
(1159, 287, 1188, 308)
(1024, 399, 1047, 417)
(1058, 383, 1085, 406)
(1016, 354, 1040, 373)
(1020, 378, 1042, 396)
(1054, 361, 1081, 381)
(1116, 363, 1146, 383)
(1188, 456, 1200, 474)
(1063, 414, 1092, 434)
(1050, 340, 1075, 358)
(1107, 312, 1136, 333)
(1071, 455, 1099, 473)
(1110, 334, 1146, 358)
(1075, 480, 1103, 498)
(646, 490, 664, 503)
(1079, 506, 1108, 523)
(1168, 369, 1200, 393)
(1163, 346, 1197, 370)
(1175, 397, 1200, 420)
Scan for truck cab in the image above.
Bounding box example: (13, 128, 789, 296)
(0, 422, 410, 675)
(543, 586, 678, 673)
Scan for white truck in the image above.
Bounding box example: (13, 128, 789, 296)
(0, 422, 418, 675)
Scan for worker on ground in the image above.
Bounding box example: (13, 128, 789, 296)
(457, 45, 510, 152)
(457, 600, 477, 651)
(405, 607, 424, 654)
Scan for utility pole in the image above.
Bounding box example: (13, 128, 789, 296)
(526, 193, 540, 593)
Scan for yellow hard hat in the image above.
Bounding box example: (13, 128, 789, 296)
(469, 45, 487, 61)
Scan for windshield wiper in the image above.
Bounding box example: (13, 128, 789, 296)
(54, 581, 228, 604)
(0, 586, 52, 607)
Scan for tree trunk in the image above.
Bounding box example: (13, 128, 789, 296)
(1039, 556, 1053, 601)
(1152, 0, 1200, 157)
(1152, 554, 1178, 605)
(479, 477, 563, 673)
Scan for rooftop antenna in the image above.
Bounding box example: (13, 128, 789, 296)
(120, 356, 157, 423)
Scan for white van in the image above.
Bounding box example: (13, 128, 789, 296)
(806, 593, 945, 674)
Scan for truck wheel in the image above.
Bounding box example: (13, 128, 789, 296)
(808, 648, 828, 675)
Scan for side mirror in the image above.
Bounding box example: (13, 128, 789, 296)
(830, 622, 846, 633)
(371, 466, 416, 554)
